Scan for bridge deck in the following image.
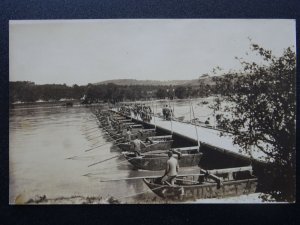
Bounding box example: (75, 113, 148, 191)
(116, 110, 267, 162)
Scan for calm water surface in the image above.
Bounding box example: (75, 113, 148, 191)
(9, 99, 214, 204)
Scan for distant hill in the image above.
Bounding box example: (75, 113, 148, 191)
(95, 77, 216, 86)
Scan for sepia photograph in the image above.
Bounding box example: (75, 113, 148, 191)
(9, 19, 296, 204)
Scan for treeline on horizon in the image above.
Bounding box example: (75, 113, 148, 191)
(9, 80, 217, 104)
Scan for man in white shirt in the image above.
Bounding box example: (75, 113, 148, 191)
(161, 151, 179, 186)
(125, 128, 132, 142)
(131, 135, 146, 156)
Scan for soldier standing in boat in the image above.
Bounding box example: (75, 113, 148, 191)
(106, 116, 113, 129)
(125, 127, 132, 142)
(131, 135, 146, 156)
(161, 151, 179, 186)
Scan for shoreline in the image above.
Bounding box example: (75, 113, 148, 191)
(13, 192, 277, 205)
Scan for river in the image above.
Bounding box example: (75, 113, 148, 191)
(9, 98, 263, 204)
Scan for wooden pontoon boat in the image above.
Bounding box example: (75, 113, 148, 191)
(117, 135, 173, 152)
(123, 146, 202, 170)
(143, 166, 257, 200)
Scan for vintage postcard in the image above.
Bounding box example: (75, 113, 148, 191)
(9, 19, 296, 204)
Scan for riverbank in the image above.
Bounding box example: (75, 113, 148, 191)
(16, 192, 274, 204)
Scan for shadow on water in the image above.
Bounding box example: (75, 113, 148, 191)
(116, 159, 133, 171)
(122, 169, 172, 203)
(122, 170, 154, 202)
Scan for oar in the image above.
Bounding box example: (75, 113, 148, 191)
(66, 137, 124, 159)
(102, 135, 123, 142)
(82, 159, 133, 176)
(109, 137, 124, 143)
(100, 130, 123, 139)
(84, 118, 98, 122)
(84, 143, 111, 152)
(115, 140, 130, 146)
(85, 137, 124, 152)
(99, 173, 203, 182)
(87, 135, 105, 141)
(83, 129, 101, 135)
(84, 126, 112, 136)
(104, 129, 121, 136)
(99, 125, 113, 129)
(87, 154, 121, 167)
(102, 125, 118, 132)
(100, 175, 161, 182)
(109, 135, 124, 141)
(81, 126, 99, 132)
(87, 134, 110, 141)
(86, 132, 103, 139)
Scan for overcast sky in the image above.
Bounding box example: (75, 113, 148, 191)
(10, 19, 296, 85)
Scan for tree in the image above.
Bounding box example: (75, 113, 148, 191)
(72, 84, 84, 100)
(198, 80, 212, 97)
(156, 88, 167, 99)
(174, 86, 187, 99)
(212, 44, 296, 202)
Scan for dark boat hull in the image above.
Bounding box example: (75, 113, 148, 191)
(143, 176, 257, 201)
(124, 152, 202, 170)
(143, 140, 173, 152)
(135, 129, 156, 140)
(105, 129, 156, 141)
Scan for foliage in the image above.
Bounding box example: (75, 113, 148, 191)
(198, 74, 216, 97)
(10, 81, 85, 103)
(198, 80, 212, 97)
(10, 82, 169, 104)
(174, 86, 187, 99)
(174, 86, 200, 99)
(212, 44, 296, 202)
(156, 88, 168, 99)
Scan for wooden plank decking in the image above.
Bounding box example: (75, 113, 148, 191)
(112, 109, 267, 163)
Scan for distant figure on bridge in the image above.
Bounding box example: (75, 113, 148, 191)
(162, 105, 168, 120)
(165, 106, 171, 120)
(140, 110, 146, 121)
(146, 106, 152, 121)
(141, 106, 152, 122)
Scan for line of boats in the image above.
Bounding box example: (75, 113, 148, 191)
(91, 108, 258, 201)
